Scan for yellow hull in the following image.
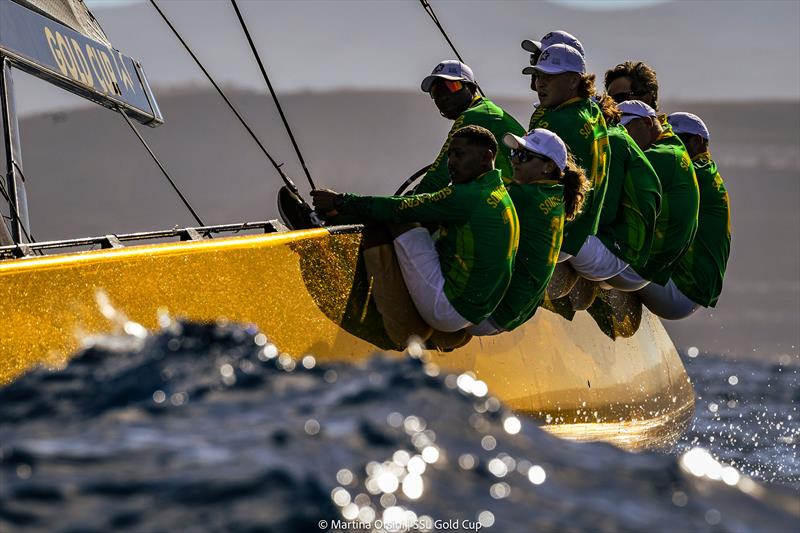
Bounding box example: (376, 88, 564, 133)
(0, 227, 694, 451)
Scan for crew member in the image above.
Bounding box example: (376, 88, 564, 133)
(526, 44, 611, 299)
(638, 112, 731, 319)
(312, 125, 519, 348)
(520, 30, 585, 92)
(469, 128, 589, 335)
(415, 60, 525, 193)
(608, 100, 699, 290)
(566, 95, 662, 307)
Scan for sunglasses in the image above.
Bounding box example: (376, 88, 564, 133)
(430, 79, 464, 97)
(609, 91, 647, 104)
(510, 148, 548, 164)
(529, 51, 541, 66)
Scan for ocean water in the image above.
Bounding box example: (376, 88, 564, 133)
(0, 320, 797, 532)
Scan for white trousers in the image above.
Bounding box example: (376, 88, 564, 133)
(638, 279, 701, 320)
(393, 228, 473, 332)
(568, 235, 629, 281)
(599, 266, 651, 292)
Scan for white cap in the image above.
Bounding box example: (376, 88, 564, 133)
(618, 100, 657, 126)
(532, 44, 586, 75)
(522, 30, 585, 56)
(503, 128, 568, 171)
(668, 112, 710, 140)
(522, 31, 585, 75)
(421, 60, 476, 93)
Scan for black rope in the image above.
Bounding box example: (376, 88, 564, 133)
(418, 0, 485, 97)
(0, 164, 41, 251)
(229, 0, 317, 190)
(148, 0, 303, 197)
(117, 107, 205, 227)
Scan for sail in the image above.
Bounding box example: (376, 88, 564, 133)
(15, 0, 111, 46)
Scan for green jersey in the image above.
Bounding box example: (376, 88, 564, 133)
(597, 125, 662, 269)
(528, 97, 610, 255)
(635, 118, 700, 285)
(415, 96, 525, 194)
(491, 181, 565, 331)
(671, 153, 731, 307)
(340, 169, 520, 324)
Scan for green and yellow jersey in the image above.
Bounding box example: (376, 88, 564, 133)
(340, 169, 519, 324)
(636, 117, 700, 285)
(529, 98, 610, 255)
(597, 125, 662, 269)
(490, 181, 565, 331)
(670, 153, 731, 307)
(415, 96, 525, 194)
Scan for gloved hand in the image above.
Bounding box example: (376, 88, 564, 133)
(310, 189, 344, 219)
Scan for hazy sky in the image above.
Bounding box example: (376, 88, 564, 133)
(13, 0, 800, 115)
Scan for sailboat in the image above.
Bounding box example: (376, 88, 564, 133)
(0, 0, 694, 451)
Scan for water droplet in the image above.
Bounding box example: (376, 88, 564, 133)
(304, 419, 320, 435)
(336, 469, 354, 486)
(220, 363, 234, 378)
(671, 491, 688, 507)
(528, 465, 546, 485)
(458, 454, 476, 470)
(687, 346, 699, 358)
(16, 464, 32, 479)
(481, 435, 497, 451)
(477, 510, 495, 527)
(728, 375, 739, 386)
(331, 487, 351, 506)
(503, 416, 522, 435)
(487, 458, 508, 478)
(705, 509, 721, 525)
(402, 473, 424, 499)
(421, 446, 440, 464)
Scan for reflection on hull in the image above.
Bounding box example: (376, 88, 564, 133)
(0, 227, 694, 450)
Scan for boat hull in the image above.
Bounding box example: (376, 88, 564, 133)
(0, 227, 694, 450)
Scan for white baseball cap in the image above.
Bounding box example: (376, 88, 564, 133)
(533, 44, 586, 75)
(503, 128, 568, 171)
(668, 112, 710, 140)
(421, 60, 476, 93)
(522, 31, 585, 75)
(618, 100, 657, 126)
(522, 30, 585, 56)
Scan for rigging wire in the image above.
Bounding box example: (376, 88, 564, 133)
(148, 0, 304, 197)
(0, 164, 41, 253)
(117, 107, 206, 227)
(229, 0, 317, 191)
(418, 0, 485, 97)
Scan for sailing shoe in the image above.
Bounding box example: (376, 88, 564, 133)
(426, 329, 472, 352)
(277, 186, 319, 230)
(603, 289, 643, 338)
(547, 262, 579, 300)
(569, 277, 599, 311)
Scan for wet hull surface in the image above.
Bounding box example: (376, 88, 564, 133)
(0, 227, 694, 450)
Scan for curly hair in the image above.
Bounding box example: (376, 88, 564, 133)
(576, 73, 598, 99)
(546, 153, 590, 221)
(596, 93, 622, 125)
(604, 61, 659, 110)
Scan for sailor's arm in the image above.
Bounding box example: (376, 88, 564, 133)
(312, 187, 471, 225)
